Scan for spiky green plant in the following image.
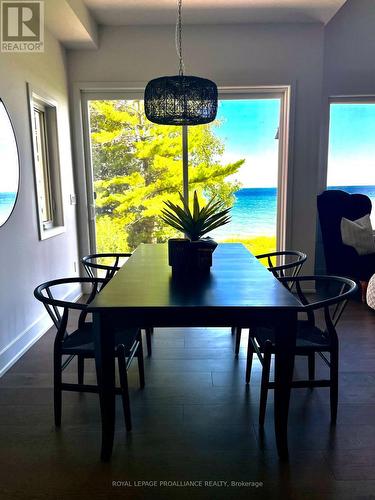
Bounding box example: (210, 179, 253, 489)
(160, 191, 231, 241)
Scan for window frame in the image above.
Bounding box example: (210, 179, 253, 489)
(75, 84, 293, 260)
(27, 83, 65, 240)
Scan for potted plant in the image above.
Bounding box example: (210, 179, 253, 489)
(160, 191, 231, 273)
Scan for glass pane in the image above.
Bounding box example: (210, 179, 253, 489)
(33, 108, 52, 223)
(88, 99, 183, 253)
(0, 100, 19, 226)
(195, 99, 281, 256)
(327, 103, 375, 226)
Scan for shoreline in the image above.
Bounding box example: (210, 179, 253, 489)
(222, 235, 276, 256)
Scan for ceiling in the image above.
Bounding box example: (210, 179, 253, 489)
(44, 0, 348, 50)
(83, 0, 348, 26)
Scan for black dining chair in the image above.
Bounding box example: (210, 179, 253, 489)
(82, 252, 154, 356)
(255, 250, 307, 286)
(82, 252, 132, 282)
(34, 277, 145, 431)
(246, 275, 357, 426)
(232, 250, 307, 355)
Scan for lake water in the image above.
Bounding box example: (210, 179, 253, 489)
(211, 185, 375, 240)
(2, 186, 375, 236)
(0, 192, 17, 225)
(211, 187, 277, 240)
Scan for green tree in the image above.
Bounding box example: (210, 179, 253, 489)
(89, 100, 244, 252)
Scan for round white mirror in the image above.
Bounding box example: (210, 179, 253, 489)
(0, 99, 19, 227)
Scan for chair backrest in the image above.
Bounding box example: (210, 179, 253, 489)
(82, 253, 132, 281)
(278, 275, 357, 338)
(34, 277, 106, 344)
(255, 250, 307, 289)
(317, 189, 372, 275)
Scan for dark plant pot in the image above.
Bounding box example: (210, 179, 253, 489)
(168, 238, 218, 275)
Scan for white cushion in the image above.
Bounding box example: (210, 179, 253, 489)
(367, 274, 375, 310)
(340, 214, 375, 256)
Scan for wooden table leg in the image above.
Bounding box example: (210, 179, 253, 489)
(93, 311, 116, 461)
(273, 310, 297, 460)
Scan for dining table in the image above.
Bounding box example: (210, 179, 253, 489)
(88, 242, 301, 461)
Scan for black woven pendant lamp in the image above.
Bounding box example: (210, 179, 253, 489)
(144, 0, 218, 126)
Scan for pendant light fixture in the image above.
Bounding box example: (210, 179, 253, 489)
(144, 0, 218, 126)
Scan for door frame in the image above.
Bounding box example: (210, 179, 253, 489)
(72, 83, 293, 260)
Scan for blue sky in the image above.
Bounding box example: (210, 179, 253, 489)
(213, 99, 375, 188)
(327, 103, 375, 186)
(213, 99, 280, 188)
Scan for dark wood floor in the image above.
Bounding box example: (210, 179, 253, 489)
(0, 300, 374, 499)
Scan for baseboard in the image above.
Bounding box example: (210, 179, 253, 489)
(0, 285, 82, 378)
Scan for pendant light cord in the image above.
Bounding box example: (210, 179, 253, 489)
(175, 0, 185, 76)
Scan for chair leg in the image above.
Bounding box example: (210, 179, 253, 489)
(117, 344, 132, 432)
(330, 350, 339, 425)
(235, 327, 242, 356)
(259, 341, 272, 427)
(308, 353, 315, 382)
(246, 335, 255, 384)
(54, 351, 62, 427)
(78, 355, 84, 385)
(145, 328, 152, 357)
(360, 281, 368, 303)
(137, 334, 145, 389)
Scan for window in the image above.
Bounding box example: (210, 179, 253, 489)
(327, 100, 375, 227)
(28, 84, 64, 239)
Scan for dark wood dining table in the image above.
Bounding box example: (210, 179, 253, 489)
(88, 243, 300, 461)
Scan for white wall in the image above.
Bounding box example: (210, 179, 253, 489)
(324, 0, 375, 97)
(0, 30, 80, 376)
(67, 23, 325, 274)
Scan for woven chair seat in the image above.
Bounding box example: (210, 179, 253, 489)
(62, 323, 140, 356)
(254, 321, 331, 352)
